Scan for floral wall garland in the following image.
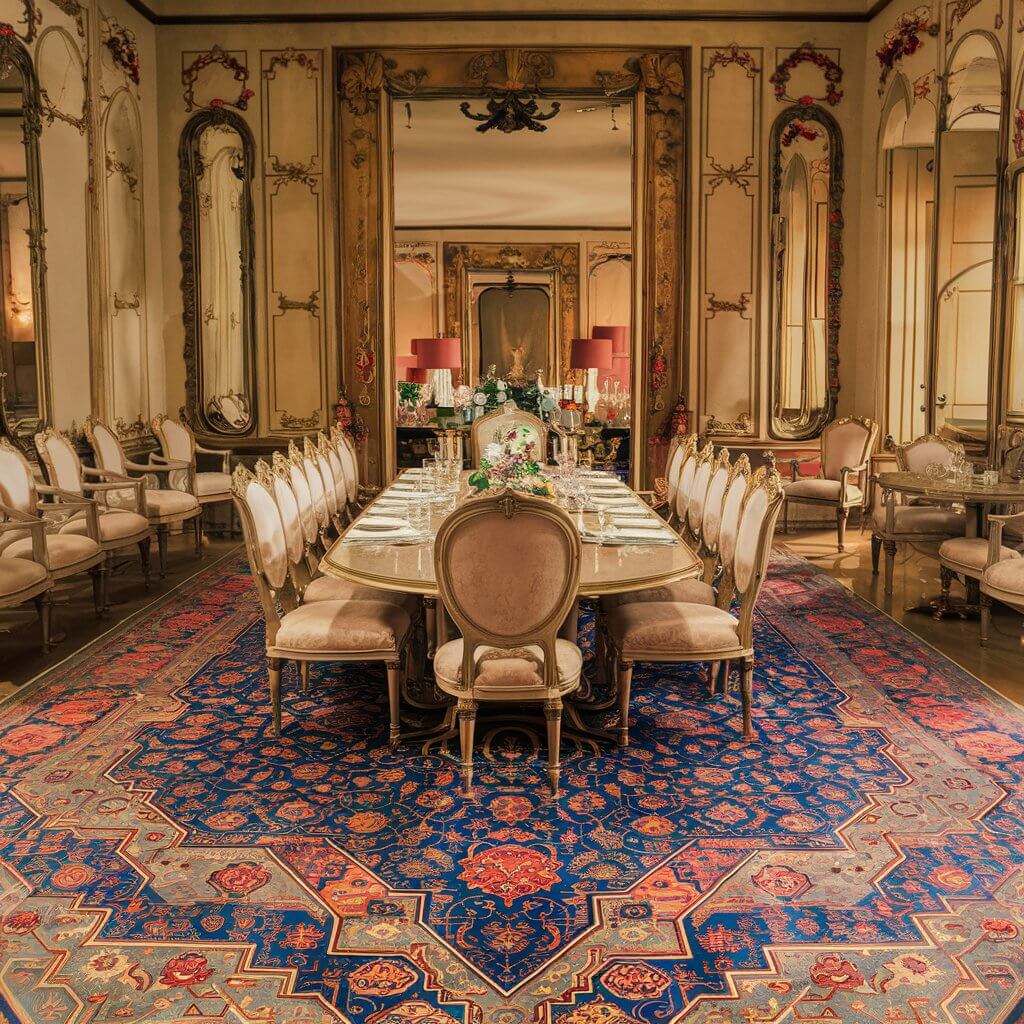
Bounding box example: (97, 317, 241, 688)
(876, 6, 937, 96)
(182, 45, 253, 111)
(102, 18, 139, 88)
(770, 44, 844, 107)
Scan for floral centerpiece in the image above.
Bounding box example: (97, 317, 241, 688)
(468, 427, 554, 497)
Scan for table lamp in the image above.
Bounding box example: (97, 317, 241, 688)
(592, 325, 629, 356)
(570, 336, 614, 420)
(413, 336, 462, 419)
(397, 354, 428, 385)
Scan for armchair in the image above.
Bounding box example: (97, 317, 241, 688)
(980, 511, 1024, 646)
(782, 415, 878, 551)
(0, 513, 54, 652)
(151, 414, 234, 517)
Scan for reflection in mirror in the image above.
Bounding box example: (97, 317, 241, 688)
(390, 95, 632, 467)
(769, 105, 842, 439)
(1007, 173, 1024, 421)
(179, 109, 256, 435)
(932, 33, 1003, 449)
(0, 41, 46, 439)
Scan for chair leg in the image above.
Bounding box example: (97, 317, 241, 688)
(708, 661, 720, 694)
(871, 534, 881, 575)
(938, 566, 954, 614)
(782, 497, 789, 535)
(386, 661, 402, 751)
(545, 697, 563, 796)
(268, 657, 282, 736)
(299, 661, 310, 693)
(156, 526, 168, 577)
(741, 656, 755, 740)
(34, 594, 52, 654)
(883, 540, 897, 596)
(424, 598, 436, 659)
(193, 515, 203, 557)
(138, 538, 152, 589)
(101, 563, 110, 614)
(90, 567, 103, 617)
(457, 697, 477, 793)
(616, 660, 634, 748)
(836, 507, 848, 552)
(980, 594, 992, 646)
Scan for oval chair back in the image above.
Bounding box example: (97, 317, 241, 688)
(675, 441, 712, 537)
(83, 417, 127, 477)
(470, 403, 548, 468)
(896, 432, 964, 474)
(274, 449, 319, 557)
(664, 434, 694, 509)
(696, 448, 733, 577)
(685, 443, 716, 543)
(35, 428, 84, 495)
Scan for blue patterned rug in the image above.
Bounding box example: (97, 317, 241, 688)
(0, 553, 1022, 1023)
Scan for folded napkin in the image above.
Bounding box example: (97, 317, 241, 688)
(611, 517, 662, 530)
(591, 494, 635, 505)
(356, 515, 409, 529)
(345, 525, 427, 543)
(387, 482, 421, 492)
(597, 530, 677, 545)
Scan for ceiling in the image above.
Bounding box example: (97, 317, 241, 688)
(392, 97, 632, 228)
(127, 0, 890, 21)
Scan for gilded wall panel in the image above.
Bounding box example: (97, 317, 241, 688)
(262, 47, 326, 433)
(699, 45, 760, 436)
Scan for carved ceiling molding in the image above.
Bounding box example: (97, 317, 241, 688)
(182, 45, 253, 112)
(770, 43, 843, 106)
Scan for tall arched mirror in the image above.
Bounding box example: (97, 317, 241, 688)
(1006, 166, 1024, 423)
(931, 32, 1004, 450)
(0, 34, 47, 439)
(769, 105, 843, 440)
(179, 108, 256, 436)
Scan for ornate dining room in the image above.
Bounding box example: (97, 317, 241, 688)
(1, 0, 1024, 1021)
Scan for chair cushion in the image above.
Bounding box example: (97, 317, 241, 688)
(274, 600, 410, 654)
(872, 505, 966, 537)
(603, 578, 715, 609)
(61, 510, 151, 543)
(982, 559, 1024, 601)
(0, 557, 48, 598)
(939, 537, 1020, 575)
(144, 489, 200, 517)
(196, 471, 232, 497)
(3, 533, 100, 570)
(783, 478, 862, 503)
(303, 574, 419, 615)
(607, 601, 741, 656)
(0, 528, 28, 554)
(434, 637, 583, 694)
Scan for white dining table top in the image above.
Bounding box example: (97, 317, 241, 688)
(320, 469, 703, 598)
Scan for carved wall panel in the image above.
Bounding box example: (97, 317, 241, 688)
(101, 87, 147, 437)
(36, 26, 86, 134)
(261, 47, 326, 433)
(699, 45, 761, 437)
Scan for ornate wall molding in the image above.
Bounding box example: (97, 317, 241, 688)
(182, 45, 253, 111)
(876, 5, 937, 96)
(770, 43, 844, 106)
(100, 16, 139, 89)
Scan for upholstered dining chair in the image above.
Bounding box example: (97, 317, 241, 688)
(0, 512, 53, 652)
(304, 436, 341, 539)
(292, 440, 331, 548)
(664, 435, 696, 526)
(0, 438, 105, 615)
(871, 433, 966, 595)
(331, 424, 375, 512)
(35, 427, 154, 592)
(151, 414, 234, 522)
(273, 449, 321, 569)
(470, 402, 549, 467)
(980, 511, 1024, 646)
(675, 441, 715, 546)
(783, 415, 878, 551)
(317, 432, 350, 529)
(432, 489, 583, 795)
(603, 466, 785, 745)
(85, 417, 202, 575)
(232, 464, 415, 739)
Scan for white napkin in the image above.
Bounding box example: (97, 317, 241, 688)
(357, 515, 409, 528)
(346, 525, 426, 543)
(591, 494, 635, 506)
(611, 517, 662, 530)
(387, 482, 421, 492)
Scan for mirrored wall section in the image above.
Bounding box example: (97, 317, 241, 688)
(769, 106, 842, 440)
(0, 41, 46, 436)
(179, 109, 256, 435)
(931, 33, 1003, 449)
(390, 95, 632, 468)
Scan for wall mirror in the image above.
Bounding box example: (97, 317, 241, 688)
(179, 108, 256, 436)
(768, 104, 843, 440)
(931, 32, 1003, 450)
(390, 93, 632, 461)
(1006, 167, 1024, 422)
(0, 37, 47, 440)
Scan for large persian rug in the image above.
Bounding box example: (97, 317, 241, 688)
(1, 552, 1023, 1023)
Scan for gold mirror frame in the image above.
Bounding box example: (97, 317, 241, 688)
(335, 47, 687, 488)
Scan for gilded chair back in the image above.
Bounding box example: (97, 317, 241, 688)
(685, 442, 717, 540)
(665, 434, 696, 508)
(152, 414, 196, 464)
(292, 440, 328, 535)
(675, 441, 712, 534)
(318, 433, 348, 511)
(257, 459, 305, 571)
(696, 448, 732, 573)
(0, 437, 37, 516)
(330, 425, 359, 505)
(306, 436, 338, 521)
(84, 417, 127, 476)
(896, 432, 963, 473)
(434, 489, 580, 695)
(274, 449, 319, 552)
(470, 403, 548, 467)
(35, 428, 84, 495)
(820, 416, 877, 482)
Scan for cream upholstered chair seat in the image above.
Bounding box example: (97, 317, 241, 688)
(61, 509, 151, 543)
(196, 471, 232, 497)
(871, 505, 966, 535)
(274, 600, 411, 655)
(3, 533, 100, 571)
(606, 601, 741, 657)
(939, 537, 1020, 575)
(143, 488, 201, 516)
(0, 556, 48, 596)
(302, 574, 419, 614)
(603, 578, 715, 609)
(981, 559, 1024, 601)
(435, 638, 583, 696)
(783, 478, 862, 503)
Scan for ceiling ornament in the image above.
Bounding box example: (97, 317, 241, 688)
(459, 49, 560, 133)
(770, 43, 843, 107)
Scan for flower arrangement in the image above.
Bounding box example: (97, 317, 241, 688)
(468, 427, 554, 497)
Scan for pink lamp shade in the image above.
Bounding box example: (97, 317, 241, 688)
(414, 337, 462, 369)
(570, 337, 615, 371)
(408, 367, 429, 384)
(593, 325, 629, 355)
(609, 354, 631, 382)
(396, 354, 419, 380)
